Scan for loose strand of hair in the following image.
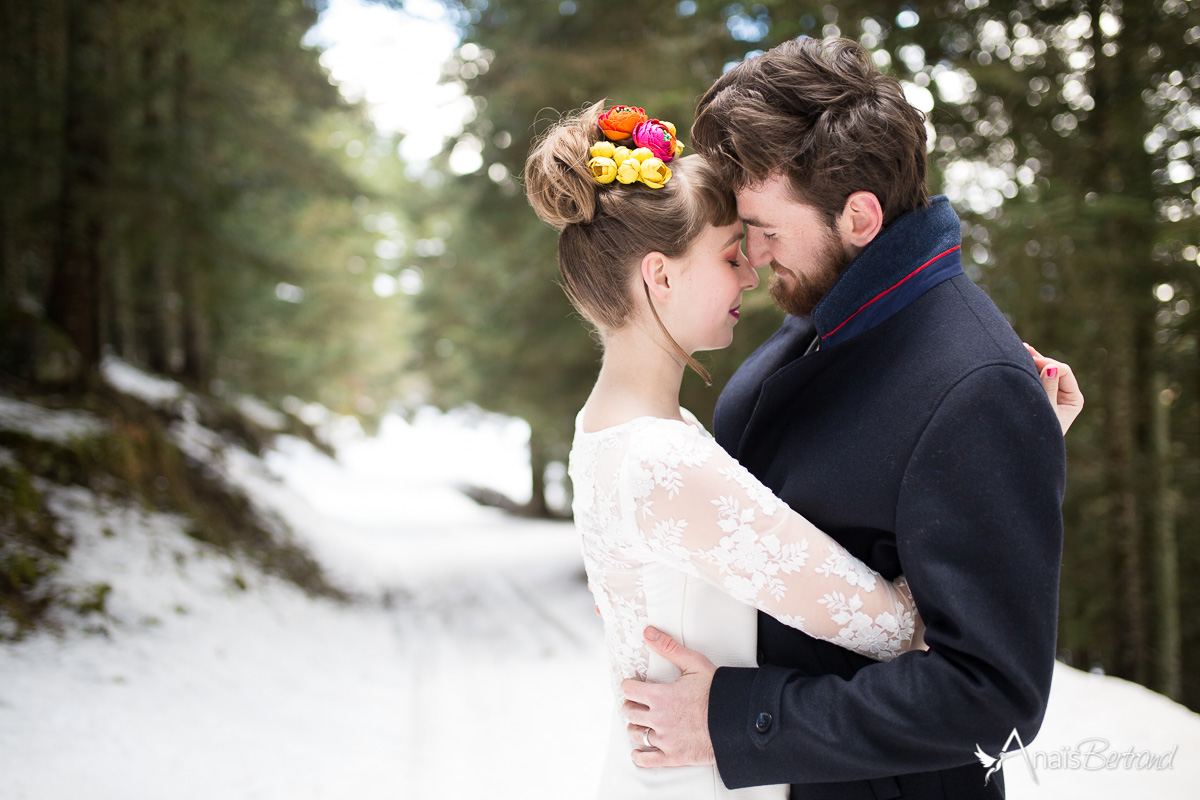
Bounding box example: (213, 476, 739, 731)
(642, 282, 712, 386)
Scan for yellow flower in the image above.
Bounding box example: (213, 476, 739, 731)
(616, 158, 641, 184)
(660, 120, 677, 137)
(589, 141, 616, 159)
(611, 146, 632, 165)
(673, 140, 685, 158)
(589, 156, 618, 184)
(640, 157, 671, 188)
(631, 147, 654, 163)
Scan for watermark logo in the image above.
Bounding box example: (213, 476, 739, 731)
(974, 729, 1178, 786)
(975, 728, 1038, 785)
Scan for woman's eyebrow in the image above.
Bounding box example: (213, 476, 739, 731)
(723, 230, 745, 248)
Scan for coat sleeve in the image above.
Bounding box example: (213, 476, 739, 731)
(708, 364, 1066, 788)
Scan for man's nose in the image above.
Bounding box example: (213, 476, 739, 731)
(745, 231, 771, 268)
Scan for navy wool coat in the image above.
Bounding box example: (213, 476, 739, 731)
(708, 197, 1066, 800)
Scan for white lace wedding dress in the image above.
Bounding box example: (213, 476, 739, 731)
(569, 409, 924, 799)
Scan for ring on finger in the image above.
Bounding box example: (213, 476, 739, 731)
(642, 727, 654, 748)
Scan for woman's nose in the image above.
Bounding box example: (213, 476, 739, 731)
(741, 254, 760, 290)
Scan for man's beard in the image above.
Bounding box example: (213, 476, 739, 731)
(767, 228, 851, 317)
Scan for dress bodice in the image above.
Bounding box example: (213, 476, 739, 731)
(568, 410, 923, 799)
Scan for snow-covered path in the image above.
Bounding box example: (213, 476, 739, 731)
(2, 400, 1199, 799)
(0, 406, 610, 799)
(256, 411, 614, 797)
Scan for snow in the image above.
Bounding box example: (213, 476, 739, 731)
(0, 394, 109, 444)
(0, 392, 609, 799)
(2, 379, 1199, 798)
(100, 354, 184, 408)
(233, 395, 288, 432)
(1001, 662, 1198, 797)
(0, 481, 435, 797)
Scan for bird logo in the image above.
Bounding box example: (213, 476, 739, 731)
(974, 743, 1003, 785)
(974, 728, 1040, 785)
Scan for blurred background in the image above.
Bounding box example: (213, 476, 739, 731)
(1, 0, 1198, 797)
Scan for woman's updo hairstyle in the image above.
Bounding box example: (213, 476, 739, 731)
(524, 101, 737, 384)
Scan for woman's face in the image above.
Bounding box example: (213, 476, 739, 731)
(666, 221, 760, 353)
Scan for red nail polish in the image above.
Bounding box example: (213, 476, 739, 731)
(1046, 367, 1058, 378)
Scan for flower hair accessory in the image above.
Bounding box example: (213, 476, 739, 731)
(598, 105, 646, 140)
(587, 104, 685, 189)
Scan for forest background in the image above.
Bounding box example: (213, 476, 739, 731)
(1, 0, 1197, 714)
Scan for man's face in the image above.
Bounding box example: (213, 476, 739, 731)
(736, 173, 850, 318)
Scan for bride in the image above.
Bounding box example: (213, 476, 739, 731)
(523, 102, 1082, 799)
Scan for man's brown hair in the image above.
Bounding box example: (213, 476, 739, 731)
(692, 37, 930, 226)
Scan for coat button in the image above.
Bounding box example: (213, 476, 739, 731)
(755, 712, 773, 733)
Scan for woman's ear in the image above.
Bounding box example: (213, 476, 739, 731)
(640, 251, 671, 302)
(837, 191, 884, 249)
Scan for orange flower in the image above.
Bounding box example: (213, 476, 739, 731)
(598, 105, 648, 141)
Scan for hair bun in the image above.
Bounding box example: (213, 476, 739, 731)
(524, 101, 605, 229)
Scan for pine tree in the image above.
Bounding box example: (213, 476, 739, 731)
(1, 0, 420, 419)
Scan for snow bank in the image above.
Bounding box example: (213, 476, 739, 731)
(100, 354, 184, 408)
(1003, 662, 1199, 798)
(0, 395, 109, 444)
(233, 395, 288, 432)
(0, 482, 426, 799)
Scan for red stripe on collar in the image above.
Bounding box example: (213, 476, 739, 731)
(822, 245, 962, 341)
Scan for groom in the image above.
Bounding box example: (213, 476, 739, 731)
(619, 37, 1066, 798)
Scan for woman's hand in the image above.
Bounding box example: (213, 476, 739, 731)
(1024, 342, 1084, 435)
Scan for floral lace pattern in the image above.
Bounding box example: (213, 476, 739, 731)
(570, 411, 924, 691)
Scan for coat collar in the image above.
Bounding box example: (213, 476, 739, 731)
(812, 195, 963, 349)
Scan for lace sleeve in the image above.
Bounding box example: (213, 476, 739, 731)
(621, 422, 925, 662)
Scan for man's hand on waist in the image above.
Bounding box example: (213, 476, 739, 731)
(620, 626, 718, 768)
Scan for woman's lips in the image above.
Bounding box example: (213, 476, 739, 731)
(730, 306, 740, 319)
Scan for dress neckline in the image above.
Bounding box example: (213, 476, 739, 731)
(575, 407, 704, 437)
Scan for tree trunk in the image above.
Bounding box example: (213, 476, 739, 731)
(46, 0, 109, 380)
(1152, 371, 1182, 700)
(179, 264, 210, 386)
(173, 41, 209, 386)
(1088, 0, 1161, 688)
(1102, 311, 1147, 686)
(0, 0, 16, 300)
(137, 6, 179, 375)
(527, 429, 550, 518)
(30, 0, 65, 307)
(108, 212, 138, 361)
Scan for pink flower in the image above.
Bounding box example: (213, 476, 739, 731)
(632, 119, 678, 162)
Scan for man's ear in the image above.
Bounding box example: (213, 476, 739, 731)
(837, 191, 884, 249)
(640, 251, 671, 302)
